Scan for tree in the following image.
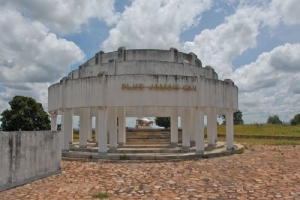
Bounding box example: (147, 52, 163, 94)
(0, 96, 50, 131)
(290, 114, 300, 125)
(155, 117, 170, 129)
(267, 115, 282, 124)
(219, 110, 244, 125)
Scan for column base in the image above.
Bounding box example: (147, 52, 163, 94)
(108, 147, 118, 153)
(195, 150, 204, 155)
(181, 146, 190, 152)
(79, 145, 87, 148)
(190, 141, 195, 147)
(207, 143, 216, 147)
(207, 144, 216, 151)
(98, 152, 107, 155)
(62, 149, 69, 153)
(170, 142, 178, 147)
(118, 142, 126, 147)
(226, 145, 235, 150)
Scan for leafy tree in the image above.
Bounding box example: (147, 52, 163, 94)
(155, 117, 170, 129)
(0, 96, 50, 131)
(290, 114, 300, 125)
(267, 115, 282, 124)
(219, 110, 244, 125)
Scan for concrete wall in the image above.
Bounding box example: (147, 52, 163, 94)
(0, 131, 61, 192)
(67, 48, 216, 80)
(48, 74, 238, 112)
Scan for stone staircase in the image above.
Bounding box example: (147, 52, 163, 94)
(125, 128, 182, 145)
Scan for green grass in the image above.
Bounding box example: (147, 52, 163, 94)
(92, 192, 109, 199)
(71, 124, 300, 145)
(216, 124, 300, 137)
(235, 138, 300, 145)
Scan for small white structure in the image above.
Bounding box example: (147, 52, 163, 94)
(48, 47, 238, 154)
(136, 118, 154, 129)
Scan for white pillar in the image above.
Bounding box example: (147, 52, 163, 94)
(171, 107, 178, 146)
(226, 111, 234, 150)
(207, 108, 215, 147)
(61, 109, 72, 151)
(213, 108, 218, 143)
(195, 108, 205, 154)
(50, 113, 57, 131)
(79, 108, 89, 148)
(87, 116, 92, 141)
(86, 113, 92, 141)
(182, 107, 190, 151)
(190, 107, 196, 144)
(68, 109, 73, 144)
(95, 117, 98, 143)
(108, 107, 117, 151)
(117, 107, 126, 145)
(96, 107, 107, 154)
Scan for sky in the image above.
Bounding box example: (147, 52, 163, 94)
(0, 0, 300, 126)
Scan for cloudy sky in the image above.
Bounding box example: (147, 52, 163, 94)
(0, 0, 300, 125)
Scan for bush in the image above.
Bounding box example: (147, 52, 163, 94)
(154, 117, 170, 128)
(267, 115, 282, 124)
(290, 114, 300, 125)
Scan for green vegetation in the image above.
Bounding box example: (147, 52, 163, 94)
(290, 113, 300, 125)
(119, 154, 129, 160)
(215, 124, 300, 145)
(0, 96, 50, 131)
(235, 148, 244, 154)
(267, 115, 282, 124)
(155, 117, 170, 128)
(216, 124, 300, 137)
(71, 124, 300, 146)
(92, 192, 109, 199)
(219, 110, 244, 125)
(235, 138, 300, 145)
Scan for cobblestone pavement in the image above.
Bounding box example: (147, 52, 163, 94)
(1, 144, 300, 200)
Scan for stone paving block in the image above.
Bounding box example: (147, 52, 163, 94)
(0, 144, 300, 199)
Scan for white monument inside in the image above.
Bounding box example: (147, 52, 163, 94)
(136, 118, 154, 129)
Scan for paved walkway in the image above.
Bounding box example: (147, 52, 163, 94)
(1, 144, 300, 199)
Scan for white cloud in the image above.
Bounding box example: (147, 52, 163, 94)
(233, 43, 300, 123)
(0, 0, 119, 34)
(233, 43, 300, 92)
(183, 6, 265, 78)
(271, 0, 300, 25)
(102, 0, 212, 51)
(0, 9, 84, 83)
(0, 9, 84, 112)
(182, 0, 300, 79)
(181, 0, 300, 123)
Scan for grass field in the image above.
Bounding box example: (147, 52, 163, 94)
(217, 124, 300, 145)
(217, 124, 300, 137)
(72, 124, 300, 145)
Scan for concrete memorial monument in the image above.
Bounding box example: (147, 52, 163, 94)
(48, 47, 238, 155)
(136, 118, 154, 128)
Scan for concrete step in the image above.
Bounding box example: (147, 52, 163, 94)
(126, 141, 183, 144)
(123, 144, 179, 148)
(126, 131, 182, 144)
(126, 135, 171, 139)
(111, 148, 184, 154)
